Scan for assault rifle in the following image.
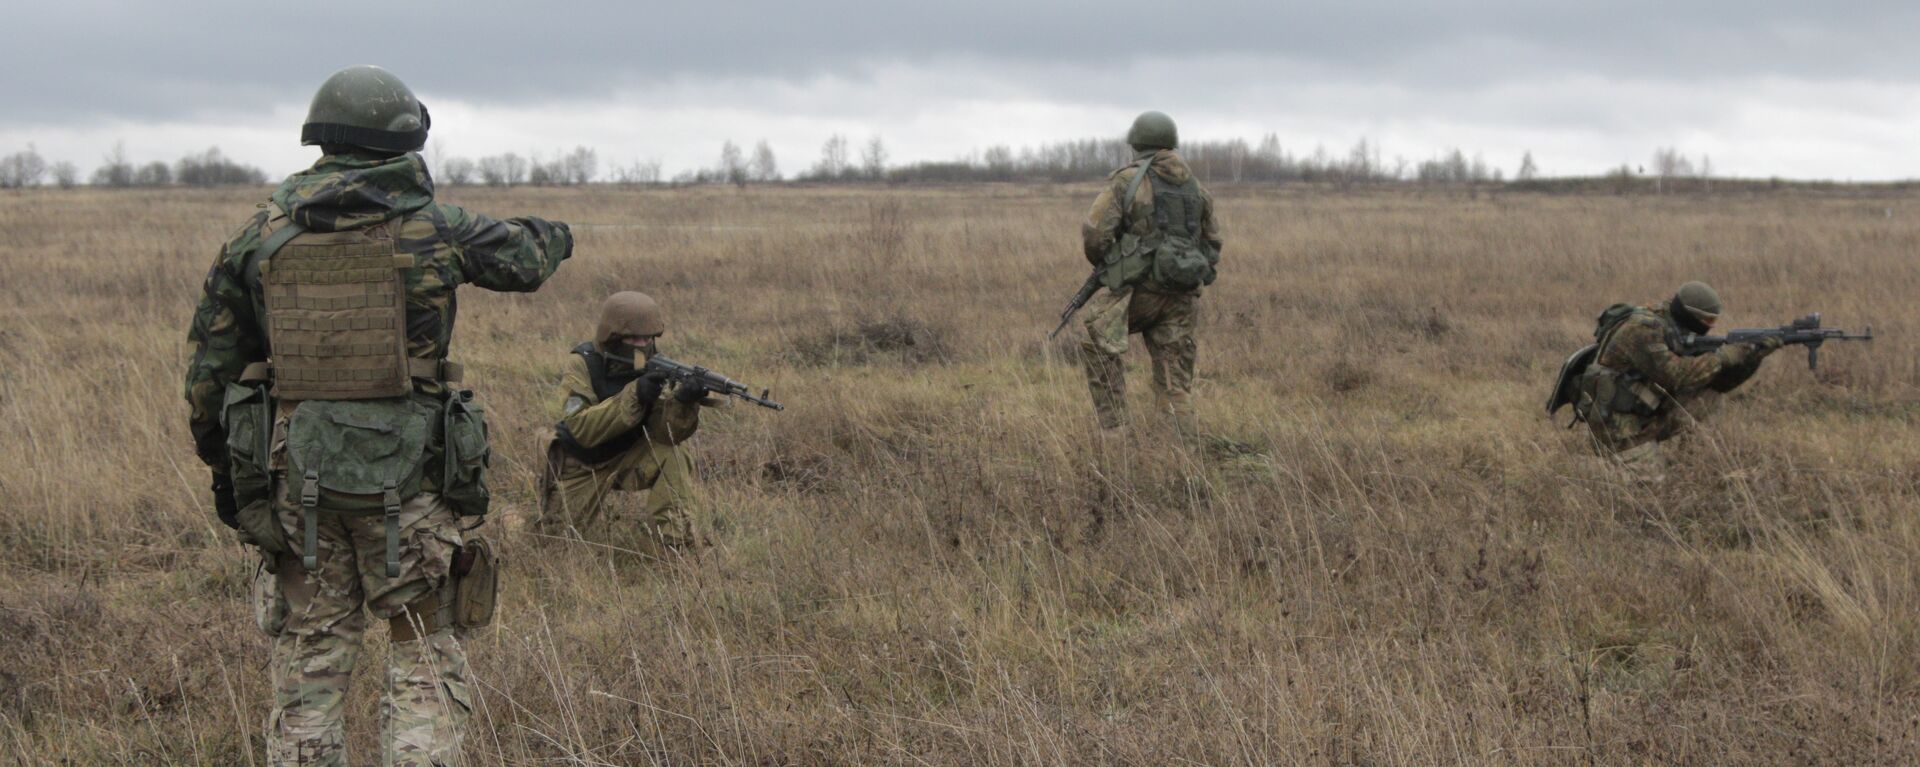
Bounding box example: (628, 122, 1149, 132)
(1679, 313, 1873, 370)
(643, 354, 784, 410)
(1048, 270, 1103, 340)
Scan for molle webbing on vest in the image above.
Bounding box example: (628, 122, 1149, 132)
(1148, 173, 1204, 239)
(262, 225, 414, 400)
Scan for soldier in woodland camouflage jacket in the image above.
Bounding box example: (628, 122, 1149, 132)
(184, 66, 571, 766)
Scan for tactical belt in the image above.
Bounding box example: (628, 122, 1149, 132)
(239, 358, 463, 386)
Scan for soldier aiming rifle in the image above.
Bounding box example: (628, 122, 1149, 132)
(1547, 282, 1872, 482)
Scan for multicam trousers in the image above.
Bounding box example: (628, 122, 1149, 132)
(1589, 390, 1723, 484)
(253, 491, 472, 766)
(535, 440, 698, 556)
(1079, 286, 1198, 432)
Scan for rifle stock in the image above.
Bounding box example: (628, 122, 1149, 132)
(1048, 270, 1103, 340)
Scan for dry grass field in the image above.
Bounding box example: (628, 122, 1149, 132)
(2, 181, 1919, 765)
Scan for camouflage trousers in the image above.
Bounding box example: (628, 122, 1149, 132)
(1589, 391, 1723, 484)
(1080, 286, 1198, 432)
(535, 440, 699, 556)
(252, 490, 471, 766)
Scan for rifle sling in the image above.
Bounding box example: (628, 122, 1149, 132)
(1116, 155, 1155, 237)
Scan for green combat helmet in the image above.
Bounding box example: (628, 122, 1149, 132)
(300, 65, 431, 153)
(1127, 111, 1178, 151)
(1674, 281, 1723, 323)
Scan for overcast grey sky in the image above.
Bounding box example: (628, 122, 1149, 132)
(4, 1, 1917, 180)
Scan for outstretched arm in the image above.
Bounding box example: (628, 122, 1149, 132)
(444, 204, 574, 292)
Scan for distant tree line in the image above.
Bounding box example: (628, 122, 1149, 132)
(434, 146, 601, 187)
(0, 135, 1731, 192)
(882, 135, 1506, 186)
(0, 143, 265, 188)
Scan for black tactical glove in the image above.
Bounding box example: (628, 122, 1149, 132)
(211, 471, 240, 530)
(628, 371, 668, 409)
(674, 378, 711, 404)
(1709, 338, 1781, 393)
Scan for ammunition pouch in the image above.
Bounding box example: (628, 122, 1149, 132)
(387, 537, 498, 640)
(439, 389, 492, 518)
(1099, 156, 1158, 292)
(285, 397, 434, 578)
(221, 377, 288, 556)
(1103, 235, 1153, 291)
(452, 538, 497, 630)
(1579, 367, 1663, 421)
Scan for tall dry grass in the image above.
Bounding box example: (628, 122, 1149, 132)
(2, 182, 1919, 764)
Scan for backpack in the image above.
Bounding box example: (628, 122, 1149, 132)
(1099, 158, 1219, 292)
(1141, 171, 1218, 291)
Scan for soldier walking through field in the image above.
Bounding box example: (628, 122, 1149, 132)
(1078, 111, 1224, 436)
(184, 65, 573, 765)
(535, 292, 713, 556)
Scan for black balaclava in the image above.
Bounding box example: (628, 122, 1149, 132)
(1669, 295, 1712, 335)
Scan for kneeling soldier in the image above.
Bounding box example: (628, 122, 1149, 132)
(1577, 281, 1781, 481)
(537, 291, 711, 554)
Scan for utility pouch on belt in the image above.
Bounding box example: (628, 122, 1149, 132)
(285, 398, 434, 578)
(451, 538, 498, 630)
(222, 375, 288, 556)
(440, 389, 492, 518)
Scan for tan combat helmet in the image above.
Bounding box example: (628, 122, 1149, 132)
(595, 291, 666, 351)
(1674, 281, 1723, 323)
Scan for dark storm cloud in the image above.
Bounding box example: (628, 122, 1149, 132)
(4, 0, 1915, 124)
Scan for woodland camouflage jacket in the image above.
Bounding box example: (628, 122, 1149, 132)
(185, 152, 573, 472)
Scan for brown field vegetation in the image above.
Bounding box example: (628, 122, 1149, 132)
(2, 182, 1918, 764)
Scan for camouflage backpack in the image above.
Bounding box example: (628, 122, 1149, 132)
(1141, 171, 1218, 291)
(1579, 304, 1666, 420)
(1546, 304, 1659, 423)
(1101, 159, 1218, 292)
